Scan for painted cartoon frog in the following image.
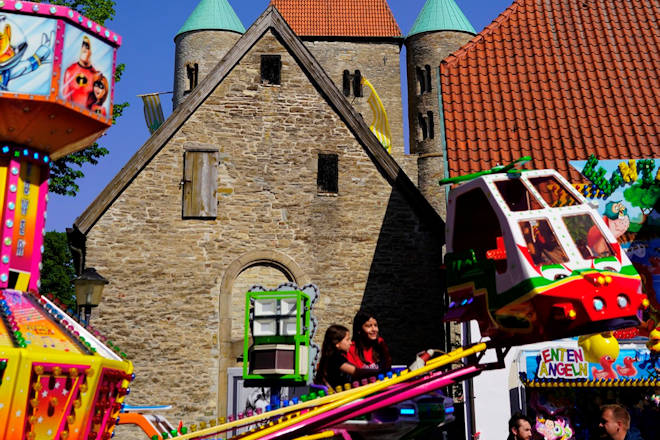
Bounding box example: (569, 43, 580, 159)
(0, 15, 53, 91)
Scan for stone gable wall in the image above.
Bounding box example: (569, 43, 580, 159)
(303, 40, 418, 181)
(87, 30, 443, 438)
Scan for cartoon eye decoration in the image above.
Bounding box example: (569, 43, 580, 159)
(594, 258, 621, 273)
(541, 266, 572, 281)
(553, 425, 563, 436)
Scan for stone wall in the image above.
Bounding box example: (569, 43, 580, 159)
(173, 30, 242, 109)
(303, 40, 418, 182)
(89, 30, 443, 438)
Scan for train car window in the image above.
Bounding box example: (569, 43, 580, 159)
(453, 188, 502, 257)
(529, 176, 579, 207)
(563, 214, 615, 259)
(494, 179, 543, 211)
(519, 219, 568, 265)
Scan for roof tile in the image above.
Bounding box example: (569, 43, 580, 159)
(441, 0, 659, 179)
(270, 0, 402, 37)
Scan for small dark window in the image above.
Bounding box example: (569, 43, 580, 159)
(427, 111, 434, 139)
(342, 70, 351, 96)
(317, 154, 338, 194)
(261, 55, 281, 85)
(425, 65, 432, 92)
(416, 67, 425, 95)
(352, 70, 362, 97)
(184, 63, 199, 95)
(418, 113, 428, 140)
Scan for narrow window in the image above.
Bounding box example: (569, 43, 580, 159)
(317, 154, 338, 194)
(342, 70, 351, 96)
(425, 65, 432, 92)
(352, 70, 362, 97)
(416, 67, 425, 95)
(261, 55, 281, 85)
(182, 149, 219, 219)
(184, 63, 199, 95)
(418, 113, 427, 140)
(427, 111, 434, 139)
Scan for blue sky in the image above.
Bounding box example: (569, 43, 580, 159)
(46, 0, 514, 232)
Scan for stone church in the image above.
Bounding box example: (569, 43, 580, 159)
(72, 0, 478, 424)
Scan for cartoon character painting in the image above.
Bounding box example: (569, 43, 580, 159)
(62, 35, 98, 106)
(535, 416, 574, 440)
(59, 26, 114, 116)
(0, 15, 52, 91)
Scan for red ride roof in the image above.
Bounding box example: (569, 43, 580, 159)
(270, 0, 402, 37)
(440, 0, 659, 181)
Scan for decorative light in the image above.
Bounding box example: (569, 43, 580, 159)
(22, 149, 28, 156)
(9, 184, 16, 192)
(8, 202, 14, 210)
(75, 267, 109, 323)
(5, 220, 12, 228)
(616, 295, 629, 308)
(593, 297, 605, 311)
(2, 256, 8, 263)
(49, 6, 56, 14)
(2, 146, 8, 153)
(32, 4, 38, 12)
(14, 2, 22, 11)
(10, 167, 18, 175)
(4, 237, 11, 246)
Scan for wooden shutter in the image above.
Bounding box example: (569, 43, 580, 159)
(182, 149, 218, 218)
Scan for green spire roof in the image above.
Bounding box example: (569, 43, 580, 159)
(408, 0, 476, 37)
(176, 0, 245, 38)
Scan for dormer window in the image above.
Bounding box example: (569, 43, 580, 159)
(261, 55, 281, 85)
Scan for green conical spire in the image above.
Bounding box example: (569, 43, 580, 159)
(408, 0, 476, 37)
(175, 0, 245, 38)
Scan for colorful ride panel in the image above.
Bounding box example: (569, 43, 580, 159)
(0, 289, 133, 440)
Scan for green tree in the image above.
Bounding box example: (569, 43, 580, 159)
(36, 0, 129, 196)
(40, 232, 77, 308)
(623, 182, 660, 223)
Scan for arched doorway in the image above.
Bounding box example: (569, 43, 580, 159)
(217, 250, 309, 416)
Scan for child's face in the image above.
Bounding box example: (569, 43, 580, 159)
(361, 318, 379, 341)
(335, 333, 351, 353)
(94, 82, 105, 99)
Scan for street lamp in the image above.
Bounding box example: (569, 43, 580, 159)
(75, 267, 109, 323)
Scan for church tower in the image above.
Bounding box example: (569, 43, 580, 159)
(405, 0, 475, 216)
(270, 0, 406, 161)
(173, 0, 245, 109)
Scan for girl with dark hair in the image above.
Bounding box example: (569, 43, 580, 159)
(347, 310, 392, 373)
(314, 324, 354, 388)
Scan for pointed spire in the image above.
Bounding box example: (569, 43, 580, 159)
(408, 0, 475, 37)
(175, 0, 245, 39)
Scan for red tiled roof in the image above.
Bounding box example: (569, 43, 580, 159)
(270, 0, 402, 37)
(440, 0, 659, 181)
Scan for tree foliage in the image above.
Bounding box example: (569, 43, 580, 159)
(40, 232, 77, 308)
(624, 182, 660, 216)
(36, 0, 128, 196)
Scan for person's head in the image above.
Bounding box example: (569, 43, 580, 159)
(599, 404, 630, 439)
(321, 325, 350, 356)
(508, 413, 532, 440)
(79, 36, 92, 66)
(93, 74, 108, 103)
(315, 324, 350, 386)
(352, 310, 379, 344)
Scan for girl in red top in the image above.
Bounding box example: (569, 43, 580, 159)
(346, 310, 392, 373)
